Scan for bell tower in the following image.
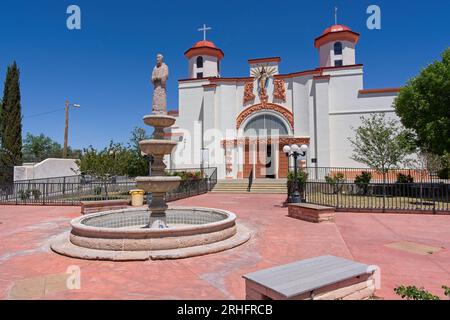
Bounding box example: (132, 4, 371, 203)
(314, 24, 360, 68)
(184, 24, 224, 79)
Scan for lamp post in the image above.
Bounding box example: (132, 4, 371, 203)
(63, 100, 81, 158)
(283, 144, 308, 203)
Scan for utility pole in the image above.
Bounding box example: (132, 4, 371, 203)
(63, 100, 80, 159)
(63, 100, 69, 158)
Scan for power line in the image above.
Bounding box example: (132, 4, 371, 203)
(23, 107, 65, 119)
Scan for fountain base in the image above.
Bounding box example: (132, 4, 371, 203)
(51, 206, 251, 260)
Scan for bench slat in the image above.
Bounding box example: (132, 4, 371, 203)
(243, 255, 373, 298)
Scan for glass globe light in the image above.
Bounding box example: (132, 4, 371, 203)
(283, 145, 291, 154)
(291, 144, 300, 152)
(300, 144, 308, 153)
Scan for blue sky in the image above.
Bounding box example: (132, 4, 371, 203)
(0, 0, 448, 150)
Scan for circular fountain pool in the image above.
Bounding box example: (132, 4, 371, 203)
(51, 206, 251, 261)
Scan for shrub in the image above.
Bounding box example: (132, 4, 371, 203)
(166, 170, 203, 181)
(287, 171, 308, 200)
(354, 171, 372, 195)
(93, 186, 103, 195)
(287, 171, 308, 184)
(355, 171, 372, 184)
(31, 189, 41, 200)
(394, 285, 440, 300)
(437, 167, 449, 179)
(325, 172, 345, 194)
(396, 173, 414, 183)
(443, 285, 450, 298)
(18, 190, 31, 201)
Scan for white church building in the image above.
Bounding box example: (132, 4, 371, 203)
(167, 24, 401, 180)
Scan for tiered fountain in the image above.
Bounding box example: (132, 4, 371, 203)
(135, 113, 181, 229)
(51, 54, 250, 260)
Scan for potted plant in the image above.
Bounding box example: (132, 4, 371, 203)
(287, 171, 308, 202)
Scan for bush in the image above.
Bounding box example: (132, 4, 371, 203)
(31, 189, 41, 200)
(443, 285, 450, 297)
(18, 190, 31, 201)
(437, 167, 449, 179)
(394, 285, 440, 300)
(93, 186, 102, 195)
(396, 173, 414, 183)
(325, 172, 345, 194)
(166, 170, 203, 181)
(287, 171, 308, 200)
(354, 171, 372, 195)
(287, 171, 308, 184)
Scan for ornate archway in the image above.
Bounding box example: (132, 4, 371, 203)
(235, 103, 294, 130)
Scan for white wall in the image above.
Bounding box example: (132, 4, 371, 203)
(14, 158, 79, 181)
(319, 40, 355, 67)
(188, 55, 219, 78)
(173, 80, 209, 169)
(328, 88, 399, 167)
(313, 78, 331, 167)
(291, 77, 312, 137)
(329, 111, 399, 167)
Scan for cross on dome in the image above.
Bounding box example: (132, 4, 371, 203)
(198, 24, 212, 41)
(334, 6, 338, 25)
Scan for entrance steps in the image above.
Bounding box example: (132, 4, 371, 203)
(212, 179, 287, 194)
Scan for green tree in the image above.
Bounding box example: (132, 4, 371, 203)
(394, 48, 450, 156)
(126, 127, 150, 177)
(21, 133, 81, 162)
(75, 128, 151, 185)
(22, 133, 63, 162)
(349, 113, 415, 180)
(76, 142, 127, 179)
(0, 62, 23, 184)
(75, 142, 130, 198)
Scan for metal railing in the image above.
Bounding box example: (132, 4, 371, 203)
(0, 167, 218, 206)
(303, 181, 450, 213)
(291, 167, 444, 183)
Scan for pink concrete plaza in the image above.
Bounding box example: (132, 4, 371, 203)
(0, 193, 449, 300)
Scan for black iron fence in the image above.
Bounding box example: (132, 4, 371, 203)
(0, 167, 218, 206)
(295, 167, 443, 183)
(304, 181, 450, 213)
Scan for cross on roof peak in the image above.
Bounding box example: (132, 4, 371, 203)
(334, 6, 338, 25)
(198, 24, 212, 41)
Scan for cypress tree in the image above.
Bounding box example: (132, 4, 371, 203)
(0, 62, 23, 183)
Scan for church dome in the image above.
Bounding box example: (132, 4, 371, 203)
(193, 40, 217, 48)
(185, 40, 224, 60)
(321, 24, 352, 35)
(314, 24, 359, 48)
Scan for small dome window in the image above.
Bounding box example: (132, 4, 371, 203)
(334, 42, 343, 55)
(196, 56, 204, 68)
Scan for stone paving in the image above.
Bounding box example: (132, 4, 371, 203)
(0, 193, 449, 300)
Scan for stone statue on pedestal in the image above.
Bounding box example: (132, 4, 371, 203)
(151, 54, 169, 114)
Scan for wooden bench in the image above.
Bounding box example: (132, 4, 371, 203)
(243, 255, 378, 300)
(288, 203, 335, 223)
(81, 199, 130, 215)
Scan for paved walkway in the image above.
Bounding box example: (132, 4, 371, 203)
(0, 194, 449, 300)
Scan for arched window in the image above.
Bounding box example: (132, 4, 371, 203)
(196, 56, 204, 68)
(244, 114, 289, 136)
(334, 42, 343, 55)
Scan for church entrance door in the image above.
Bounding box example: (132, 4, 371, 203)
(244, 143, 277, 179)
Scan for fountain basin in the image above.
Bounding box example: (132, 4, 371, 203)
(51, 206, 251, 260)
(139, 139, 178, 155)
(135, 176, 181, 193)
(143, 114, 176, 128)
